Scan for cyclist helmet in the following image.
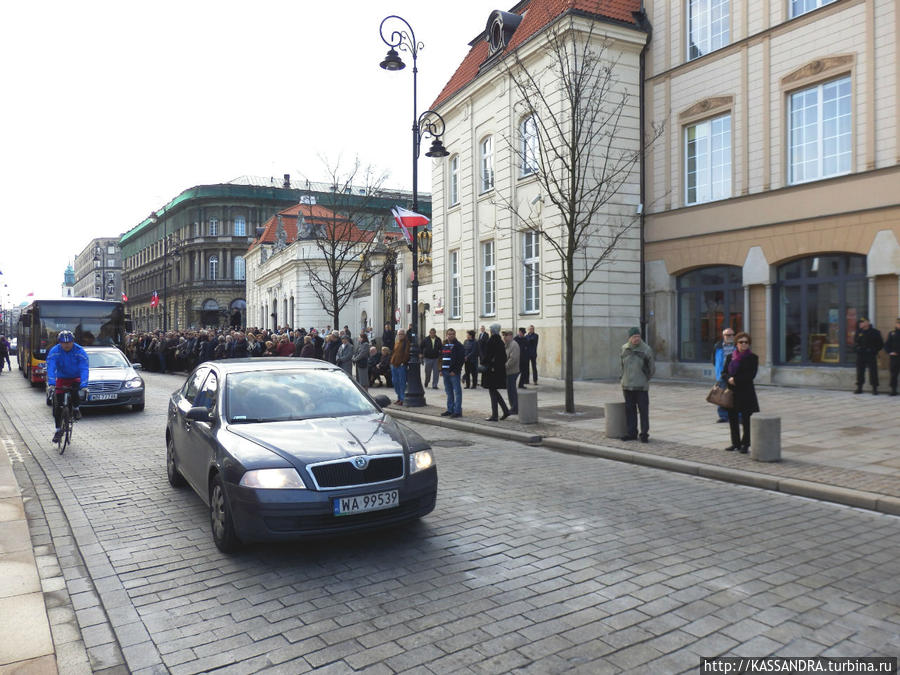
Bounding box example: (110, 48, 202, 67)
(57, 330, 75, 343)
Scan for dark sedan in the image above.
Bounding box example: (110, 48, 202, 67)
(166, 358, 438, 552)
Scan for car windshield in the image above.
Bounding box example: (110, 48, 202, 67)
(88, 350, 129, 368)
(225, 369, 379, 423)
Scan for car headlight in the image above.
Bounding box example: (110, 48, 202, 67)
(124, 377, 144, 389)
(239, 468, 306, 489)
(409, 449, 435, 474)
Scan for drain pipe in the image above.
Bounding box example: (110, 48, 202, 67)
(633, 4, 652, 339)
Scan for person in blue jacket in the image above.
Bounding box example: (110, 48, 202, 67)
(46, 330, 90, 443)
(712, 328, 737, 423)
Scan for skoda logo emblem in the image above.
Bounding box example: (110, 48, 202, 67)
(352, 456, 369, 470)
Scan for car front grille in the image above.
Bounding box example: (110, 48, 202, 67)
(309, 455, 404, 489)
(86, 382, 120, 393)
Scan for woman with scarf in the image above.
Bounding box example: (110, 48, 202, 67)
(723, 331, 759, 453)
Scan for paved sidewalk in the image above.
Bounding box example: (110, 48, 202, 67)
(384, 375, 900, 515)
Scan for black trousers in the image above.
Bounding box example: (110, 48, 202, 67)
(623, 389, 649, 438)
(488, 388, 509, 418)
(528, 355, 538, 383)
(728, 410, 752, 448)
(52, 390, 80, 429)
(890, 355, 899, 393)
(856, 356, 878, 389)
(463, 361, 477, 388)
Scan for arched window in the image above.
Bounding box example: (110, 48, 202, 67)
(208, 256, 218, 280)
(480, 136, 494, 193)
(233, 256, 245, 280)
(520, 115, 538, 177)
(776, 254, 866, 365)
(678, 266, 743, 362)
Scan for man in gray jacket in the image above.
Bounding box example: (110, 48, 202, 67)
(620, 327, 655, 443)
(502, 330, 520, 415)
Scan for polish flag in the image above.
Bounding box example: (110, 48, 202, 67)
(122, 291, 128, 303)
(391, 206, 429, 247)
(150, 291, 159, 308)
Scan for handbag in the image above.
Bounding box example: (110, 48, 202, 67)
(706, 384, 733, 409)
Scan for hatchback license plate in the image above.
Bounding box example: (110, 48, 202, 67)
(89, 393, 117, 401)
(334, 489, 399, 516)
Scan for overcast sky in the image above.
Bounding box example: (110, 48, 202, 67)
(0, 0, 497, 306)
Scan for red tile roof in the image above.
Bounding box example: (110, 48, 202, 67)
(431, 0, 642, 110)
(249, 203, 403, 252)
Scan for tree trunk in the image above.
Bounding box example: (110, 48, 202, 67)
(564, 254, 576, 413)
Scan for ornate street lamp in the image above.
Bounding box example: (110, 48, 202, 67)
(379, 14, 449, 407)
(417, 229, 432, 264)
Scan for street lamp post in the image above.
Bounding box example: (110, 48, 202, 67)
(379, 14, 449, 408)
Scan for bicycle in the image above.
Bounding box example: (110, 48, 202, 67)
(53, 386, 80, 455)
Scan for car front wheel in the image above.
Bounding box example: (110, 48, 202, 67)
(166, 435, 187, 488)
(132, 401, 145, 412)
(210, 474, 240, 553)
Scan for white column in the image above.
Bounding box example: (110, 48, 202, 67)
(397, 259, 407, 330)
(743, 285, 750, 333)
(764, 283, 773, 367)
(370, 274, 382, 335)
(868, 276, 876, 325)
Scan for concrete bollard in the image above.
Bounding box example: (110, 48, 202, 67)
(518, 390, 538, 424)
(750, 415, 781, 462)
(605, 401, 627, 439)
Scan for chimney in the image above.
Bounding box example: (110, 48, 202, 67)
(283, 174, 290, 189)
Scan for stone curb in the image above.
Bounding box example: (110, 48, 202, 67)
(388, 408, 900, 518)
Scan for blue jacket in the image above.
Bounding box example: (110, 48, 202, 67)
(713, 340, 736, 382)
(46, 343, 89, 386)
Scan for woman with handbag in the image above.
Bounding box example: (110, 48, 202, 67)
(480, 324, 510, 421)
(723, 332, 759, 453)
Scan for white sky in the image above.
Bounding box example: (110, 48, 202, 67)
(0, 0, 498, 306)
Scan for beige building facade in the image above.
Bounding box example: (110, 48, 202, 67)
(427, 3, 648, 379)
(643, 0, 900, 387)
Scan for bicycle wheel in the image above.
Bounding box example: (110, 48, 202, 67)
(59, 406, 71, 455)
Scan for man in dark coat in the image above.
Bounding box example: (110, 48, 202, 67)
(477, 325, 490, 363)
(198, 332, 216, 364)
(884, 317, 900, 396)
(382, 323, 395, 353)
(515, 327, 530, 388)
(524, 325, 539, 385)
(854, 318, 884, 395)
(481, 324, 510, 421)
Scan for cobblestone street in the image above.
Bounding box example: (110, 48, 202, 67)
(2, 371, 899, 673)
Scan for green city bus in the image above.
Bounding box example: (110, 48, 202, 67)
(17, 298, 127, 385)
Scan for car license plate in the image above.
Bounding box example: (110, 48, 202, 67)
(333, 490, 399, 516)
(89, 393, 117, 401)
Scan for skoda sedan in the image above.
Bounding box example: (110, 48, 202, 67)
(165, 359, 437, 552)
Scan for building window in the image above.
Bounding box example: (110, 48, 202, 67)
(677, 266, 743, 362)
(481, 241, 495, 316)
(688, 0, 729, 60)
(522, 231, 540, 313)
(788, 76, 851, 185)
(449, 155, 459, 206)
(449, 250, 461, 319)
(790, 0, 836, 18)
(209, 218, 219, 236)
(480, 136, 494, 194)
(234, 216, 246, 237)
(776, 254, 866, 365)
(208, 255, 219, 280)
(685, 114, 731, 205)
(520, 115, 538, 177)
(233, 256, 245, 280)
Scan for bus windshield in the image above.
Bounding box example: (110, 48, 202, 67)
(38, 303, 125, 347)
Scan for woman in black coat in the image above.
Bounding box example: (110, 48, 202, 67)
(723, 331, 760, 453)
(481, 324, 510, 421)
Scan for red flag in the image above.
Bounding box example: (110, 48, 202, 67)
(150, 291, 159, 308)
(122, 291, 128, 303)
(26, 292, 34, 297)
(392, 206, 429, 229)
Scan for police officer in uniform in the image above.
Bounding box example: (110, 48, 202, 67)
(884, 317, 900, 397)
(854, 318, 884, 395)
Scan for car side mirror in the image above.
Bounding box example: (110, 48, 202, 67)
(131, 363, 142, 371)
(374, 395, 391, 408)
(187, 406, 214, 422)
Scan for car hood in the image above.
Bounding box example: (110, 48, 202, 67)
(89, 367, 136, 382)
(226, 413, 412, 465)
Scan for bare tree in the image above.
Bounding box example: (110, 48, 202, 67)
(299, 157, 391, 328)
(497, 14, 663, 413)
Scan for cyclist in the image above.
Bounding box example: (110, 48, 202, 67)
(46, 330, 89, 444)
